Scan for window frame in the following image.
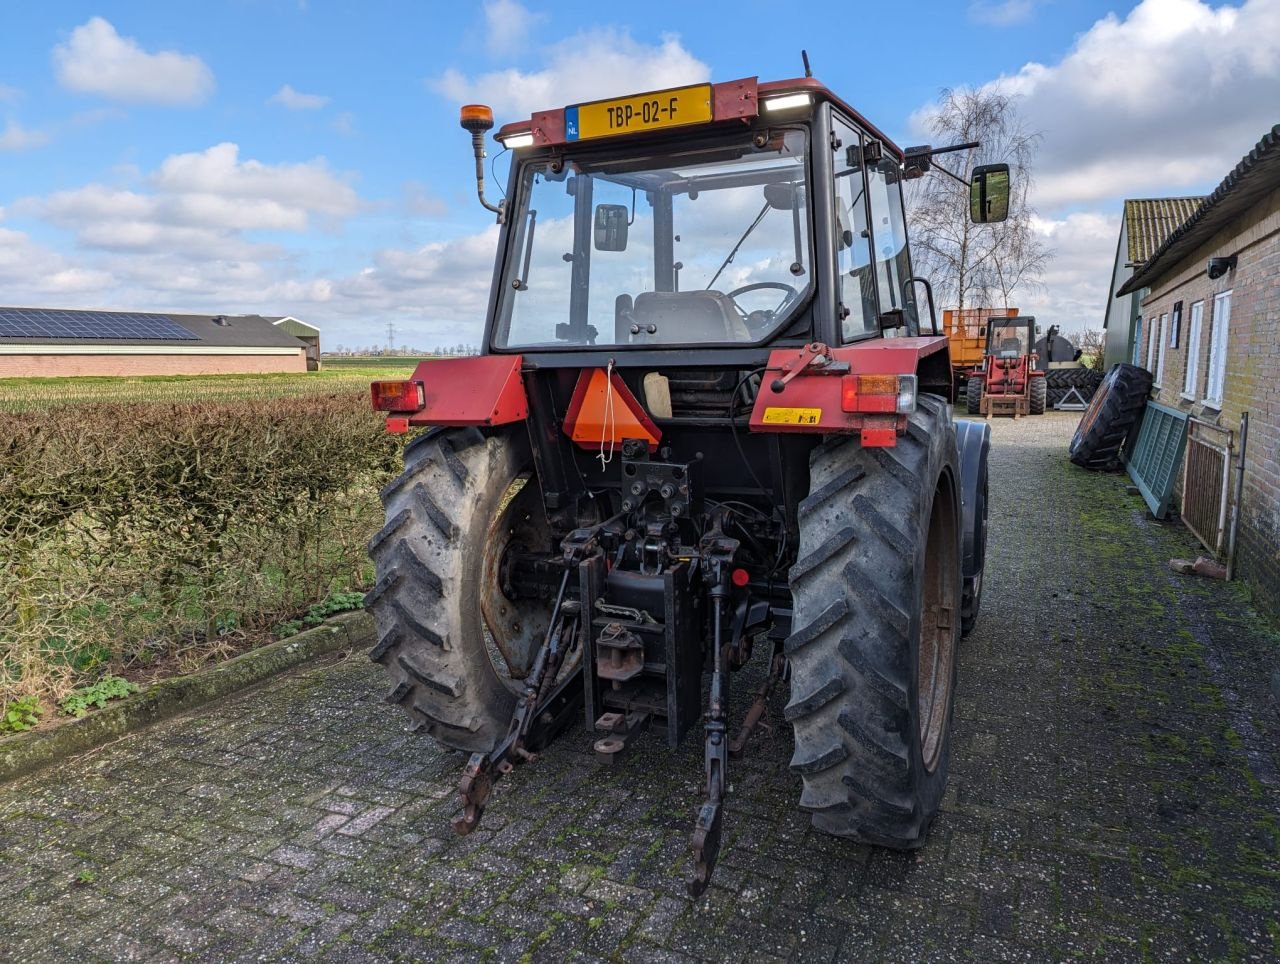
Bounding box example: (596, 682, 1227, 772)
(1154, 313, 1168, 387)
(1203, 290, 1232, 409)
(830, 113, 880, 342)
(1181, 300, 1204, 401)
(1145, 313, 1158, 373)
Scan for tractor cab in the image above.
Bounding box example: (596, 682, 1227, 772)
(987, 316, 1036, 361)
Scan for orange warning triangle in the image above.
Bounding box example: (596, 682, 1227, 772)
(563, 368, 661, 452)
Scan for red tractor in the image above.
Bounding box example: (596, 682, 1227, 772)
(368, 74, 1000, 894)
(964, 316, 1047, 417)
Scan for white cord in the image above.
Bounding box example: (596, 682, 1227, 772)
(598, 358, 616, 470)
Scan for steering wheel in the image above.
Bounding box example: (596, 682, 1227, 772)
(726, 281, 798, 306)
(725, 281, 799, 335)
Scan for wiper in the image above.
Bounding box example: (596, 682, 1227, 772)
(705, 200, 770, 291)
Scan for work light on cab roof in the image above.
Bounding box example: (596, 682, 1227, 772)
(368, 59, 1012, 899)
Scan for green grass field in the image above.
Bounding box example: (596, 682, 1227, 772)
(0, 357, 432, 411)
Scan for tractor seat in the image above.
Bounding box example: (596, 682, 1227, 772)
(625, 291, 747, 344)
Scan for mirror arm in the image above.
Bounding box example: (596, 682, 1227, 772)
(932, 163, 971, 189)
(923, 140, 980, 157)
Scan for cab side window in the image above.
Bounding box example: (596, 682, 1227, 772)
(832, 118, 878, 339)
(866, 157, 918, 330)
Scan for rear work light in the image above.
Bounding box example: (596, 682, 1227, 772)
(841, 374, 917, 415)
(371, 380, 425, 413)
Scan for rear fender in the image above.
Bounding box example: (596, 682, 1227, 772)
(954, 419, 990, 581)
(404, 355, 528, 427)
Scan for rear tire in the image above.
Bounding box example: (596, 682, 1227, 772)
(965, 376, 982, 416)
(366, 427, 560, 752)
(786, 395, 962, 847)
(1029, 376, 1047, 415)
(1069, 364, 1153, 470)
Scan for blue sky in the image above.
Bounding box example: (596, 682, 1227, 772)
(2, 1, 1277, 348)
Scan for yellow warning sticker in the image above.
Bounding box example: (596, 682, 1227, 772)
(762, 407, 822, 425)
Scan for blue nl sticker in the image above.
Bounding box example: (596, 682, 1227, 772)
(565, 106, 580, 142)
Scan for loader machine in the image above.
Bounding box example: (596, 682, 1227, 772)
(367, 72, 998, 895)
(964, 316, 1047, 417)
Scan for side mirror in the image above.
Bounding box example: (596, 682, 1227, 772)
(970, 163, 1011, 223)
(594, 204, 629, 251)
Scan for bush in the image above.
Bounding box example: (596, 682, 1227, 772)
(0, 393, 404, 710)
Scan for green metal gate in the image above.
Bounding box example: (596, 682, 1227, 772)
(1122, 401, 1189, 519)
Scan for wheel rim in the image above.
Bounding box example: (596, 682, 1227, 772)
(480, 473, 581, 692)
(918, 472, 960, 772)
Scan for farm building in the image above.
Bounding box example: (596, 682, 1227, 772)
(1119, 123, 1280, 615)
(268, 316, 322, 370)
(1101, 196, 1206, 369)
(0, 307, 313, 378)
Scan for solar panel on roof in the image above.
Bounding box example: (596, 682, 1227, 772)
(0, 308, 198, 341)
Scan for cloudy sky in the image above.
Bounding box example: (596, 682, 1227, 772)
(1, 0, 1277, 347)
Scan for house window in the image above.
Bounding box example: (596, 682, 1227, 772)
(1133, 316, 1143, 365)
(1145, 315, 1158, 372)
(1182, 301, 1204, 399)
(1204, 290, 1232, 407)
(1154, 313, 1168, 387)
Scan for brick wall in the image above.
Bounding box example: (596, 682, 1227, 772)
(0, 351, 307, 378)
(1139, 194, 1280, 615)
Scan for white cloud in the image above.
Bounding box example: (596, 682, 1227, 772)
(0, 227, 114, 295)
(431, 29, 709, 117)
(23, 142, 358, 260)
(919, 0, 1280, 210)
(484, 0, 545, 57)
(268, 84, 330, 110)
(332, 111, 356, 136)
(968, 1, 1035, 25)
(0, 120, 49, 152)
(1016, 212, 1122, 335)
(401, 181, 449, 217)
(53, 17, 214, 106)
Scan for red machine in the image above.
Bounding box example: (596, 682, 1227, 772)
(964, 316, 1047, 417)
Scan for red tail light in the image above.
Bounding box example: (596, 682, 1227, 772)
(371, 380, 425, 412)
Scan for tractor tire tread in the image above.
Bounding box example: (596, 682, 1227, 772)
(786, 393, 959, 848)
(366, 427, 523, 752)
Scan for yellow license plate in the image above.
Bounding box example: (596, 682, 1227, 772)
(762, 407, 823, 426)
(567, 84, 713, 141)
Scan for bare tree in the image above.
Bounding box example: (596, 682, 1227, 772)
(906, 86, 1049, 312)
(1076, 328, 1106, 371)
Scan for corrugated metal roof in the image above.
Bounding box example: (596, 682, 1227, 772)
(1124, 197, 1206, 265)
(0, 308, 307, 349)
(1120, 124, 1280, 295)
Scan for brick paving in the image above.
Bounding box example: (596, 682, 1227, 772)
(2, 414, 1278, 962)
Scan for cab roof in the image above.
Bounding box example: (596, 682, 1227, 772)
(493, 77, 904, 161)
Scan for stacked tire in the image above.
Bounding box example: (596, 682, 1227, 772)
(1045, 367, 1104, 408)
(1068, 364, 1154, 470)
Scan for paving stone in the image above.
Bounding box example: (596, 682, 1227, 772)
(2, 415, 1278, 960)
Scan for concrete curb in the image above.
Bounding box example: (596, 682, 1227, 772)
(0, 611, 373, 785)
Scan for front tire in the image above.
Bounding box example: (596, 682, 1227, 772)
(1029, 376, 1047, 415)
(785, 396, 963, 847)
(965, 376, 982, 416)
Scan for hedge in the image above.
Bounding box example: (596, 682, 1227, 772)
(0, 392, 403, 711)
